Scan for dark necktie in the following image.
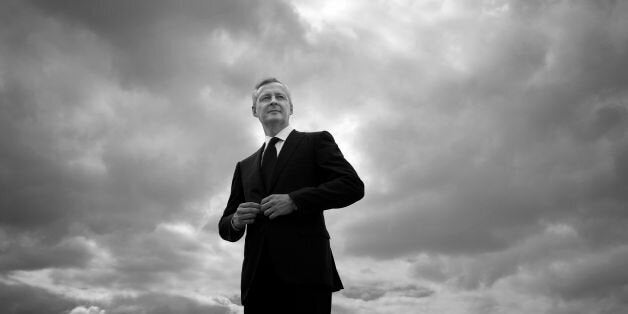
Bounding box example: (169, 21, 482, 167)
(261, 137, 280, 189)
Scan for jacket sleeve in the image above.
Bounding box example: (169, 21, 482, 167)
(218, 162, 246, 242)
(289, 131, 364, 213)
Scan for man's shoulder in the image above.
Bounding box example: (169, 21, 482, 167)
(289, 130, 337, 146)
(240, 150, 259, 164)
(288, 130, 343, 151)
(295, 130, 334, 139)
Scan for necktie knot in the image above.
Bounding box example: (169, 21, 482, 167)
(268, 137, 280, 148)
(264, 137, 280, 159)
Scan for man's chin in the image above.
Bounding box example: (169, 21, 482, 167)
(267, 111, 282, 117)
(264, 115, 284, 121)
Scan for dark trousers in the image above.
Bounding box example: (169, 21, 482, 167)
(245, 283, 332, 314)
(244, 252, 332, 314)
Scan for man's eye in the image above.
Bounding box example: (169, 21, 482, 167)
(276, 95, 285, 100)
(260, 96, 271, 101)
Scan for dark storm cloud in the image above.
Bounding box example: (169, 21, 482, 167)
(344, 0, 628, 259)
(98, 225, 224, 289)
(0, 281, 78, 313)
(0, 236, 93, 272)
(26, 0, 306, 92)
(538, 245, 628, 302)
(342, 283, 434, 301)
(342, 286, 387, 301)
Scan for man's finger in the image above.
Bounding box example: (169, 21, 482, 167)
(261, 201, 273, 211)
(239, 213, 256, 220)
(240, 202, 261, 209)
(237, 207, 260, 214)
(269, 210, 281, 219)
(261, 195, 275, 204)
(264, 207, 273, 216)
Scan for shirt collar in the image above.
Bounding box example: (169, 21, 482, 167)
(265, 125, 294, 144)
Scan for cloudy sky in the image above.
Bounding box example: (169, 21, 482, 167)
(1, 0, 628, 313)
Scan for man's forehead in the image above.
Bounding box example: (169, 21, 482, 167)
(257, 82, 289, 95)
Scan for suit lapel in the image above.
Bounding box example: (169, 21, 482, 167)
(268, 130, 304, 192)
(252, 144, 266, 195)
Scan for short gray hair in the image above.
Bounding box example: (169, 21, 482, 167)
(251, 77, 291, 106)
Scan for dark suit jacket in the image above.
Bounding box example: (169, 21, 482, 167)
(218, 130, 364, 305)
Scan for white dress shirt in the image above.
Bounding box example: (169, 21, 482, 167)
(262, 125, 294, 159)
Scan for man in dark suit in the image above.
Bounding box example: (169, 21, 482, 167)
(218, 78, 364, 313)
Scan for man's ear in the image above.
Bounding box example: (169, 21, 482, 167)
(252, 105, 258, 117)
(290, 103, 294, 115)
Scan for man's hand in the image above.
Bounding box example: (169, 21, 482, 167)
(232, 202, 261, 229)
(261, 194, 297, 219)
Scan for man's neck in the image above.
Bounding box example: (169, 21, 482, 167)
(263, 122, 289, 137)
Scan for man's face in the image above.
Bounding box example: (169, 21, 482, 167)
(252, 82, 292, 126)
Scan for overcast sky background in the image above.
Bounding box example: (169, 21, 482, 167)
(1, 0, 628, 313)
